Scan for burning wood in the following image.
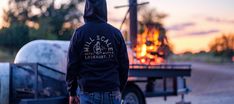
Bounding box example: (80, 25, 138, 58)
(134, 23, 170, 65)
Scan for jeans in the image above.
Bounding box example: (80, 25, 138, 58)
(77, 89, 122, 104)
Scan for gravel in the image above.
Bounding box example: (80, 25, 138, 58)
(146, 62, 234, 104)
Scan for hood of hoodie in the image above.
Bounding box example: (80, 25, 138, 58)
(84, 0, 107, 23)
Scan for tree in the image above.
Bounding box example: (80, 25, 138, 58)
(0, 23, 29, 53)
(0, 0, 84, 53)
(209, 34, 234, 61)
(7, 0, 84, 39)
(139, 7, 167, 24)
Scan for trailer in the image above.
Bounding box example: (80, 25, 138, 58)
(0, 63, 68, 104)
(0, 40, 191, 104)
(123, 64, 191, 104)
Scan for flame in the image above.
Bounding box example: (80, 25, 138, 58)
(140, 44, 147, 57)
(134, 26, 165, 65)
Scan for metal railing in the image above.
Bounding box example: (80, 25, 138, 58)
(10, 63, 67, 104)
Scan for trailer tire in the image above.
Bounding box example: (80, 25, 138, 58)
(122, 84, 146, 104)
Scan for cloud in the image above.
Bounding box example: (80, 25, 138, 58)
(206, 17, 234, 24)
(187, 29, 220, 35)
(170, 29, 220, 38)
(166, 22, 195, 31)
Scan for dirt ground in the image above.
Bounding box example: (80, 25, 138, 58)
(146, 62, 234, 104)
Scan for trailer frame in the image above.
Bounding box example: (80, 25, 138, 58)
(1, 63, 191, 104)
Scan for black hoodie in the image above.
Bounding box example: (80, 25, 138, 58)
(66, 0, 129, 96)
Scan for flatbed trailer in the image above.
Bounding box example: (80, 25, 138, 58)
(123, 64, 192, 104)
(0, 63, 191, 104)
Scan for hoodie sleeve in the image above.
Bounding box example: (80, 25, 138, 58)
(117, 31, 129, 92)
(66, 30, 81, 96)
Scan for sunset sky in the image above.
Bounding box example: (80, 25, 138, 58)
(0, 0, 234, 53)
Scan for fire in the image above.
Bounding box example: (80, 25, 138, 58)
(134, 26, 166, 65)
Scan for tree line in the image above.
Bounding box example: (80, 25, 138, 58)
(0, 0, 84, 53)
(209, 34, 234, 62)
(0, 0, 233, 61)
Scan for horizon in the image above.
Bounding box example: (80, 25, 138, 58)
(0, 0, 234, 54)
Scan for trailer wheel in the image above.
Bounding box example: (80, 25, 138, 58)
(122, 85, 146, 104)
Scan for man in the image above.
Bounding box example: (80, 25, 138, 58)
(66, 0, 129, 104)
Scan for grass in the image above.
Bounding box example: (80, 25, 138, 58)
(169, 53, 232, 64)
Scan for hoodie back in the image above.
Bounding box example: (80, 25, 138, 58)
(66, 0, 129, 95)
(84, 0, 107, 23)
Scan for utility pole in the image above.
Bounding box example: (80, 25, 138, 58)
(115, 0, 149, 48)
(129, 0, 138, 48)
